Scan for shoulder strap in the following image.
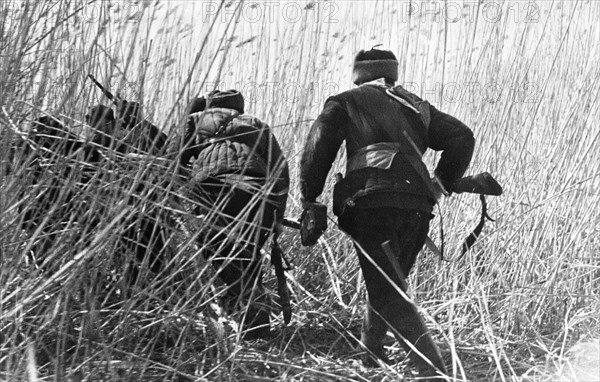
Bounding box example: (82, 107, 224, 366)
(388, 86, 432, 129)
(348, 88, 438, 198)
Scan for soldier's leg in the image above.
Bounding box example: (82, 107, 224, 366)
(118, 215, 160, 287)
(390, 211, 447, 379)
(361, 296, 391, 366)
(120, 223, 143, 287)
(350, 209, 447, 379)
(205, 239, 270, 339)
(137, 214, 166, 275)
(201, 188, 273, 339)
(225, 205, 274, 339)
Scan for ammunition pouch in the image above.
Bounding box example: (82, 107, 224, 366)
(300, 202, 327, 246)
(332, 176, 355, 217)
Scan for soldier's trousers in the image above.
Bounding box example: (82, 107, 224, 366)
(121, 212, 167, 285)
(339, 207, 447, 380)
(194, 178, 276, 339)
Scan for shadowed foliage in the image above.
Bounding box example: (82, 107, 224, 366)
(1, 1, 599, 381)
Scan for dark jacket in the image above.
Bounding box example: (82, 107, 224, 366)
(122, 120, 167, 154)
(300, 82, 475, 215)
(182, 108, 289, 216)
(19, 117, 95, 230)
(91, 116, 166, 156)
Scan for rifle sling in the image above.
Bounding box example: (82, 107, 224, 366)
(460, 194, 495, 257)
(271, 233, 292, 325)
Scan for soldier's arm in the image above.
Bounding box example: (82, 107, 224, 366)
(300, 99, 348, 202)
(427, 105, 475, 191)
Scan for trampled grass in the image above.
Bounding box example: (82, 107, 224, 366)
(1, 1, 599, 381)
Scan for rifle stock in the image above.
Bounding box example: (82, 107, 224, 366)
(451, 172, 503, 196)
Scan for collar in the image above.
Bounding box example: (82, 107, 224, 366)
(386, 88, 420, 114)
(360, 78, 391, 88)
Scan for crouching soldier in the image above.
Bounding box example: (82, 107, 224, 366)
(179, 90, 289, 339)
(85, 103, 169, 286)
(117, 101, 167, 154)
(86, 105, 115, 150)
(86, 102, 166, 156)
(18, 116, 97, 267)
(300, 48, 475, 380)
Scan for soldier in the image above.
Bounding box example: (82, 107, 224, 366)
(85, 104, 116, 152)
(116, 101, 167, 154)
(180, 90, 289, 339)
(86, 75, 167, 154)
(86, 102, 166, 156)
(299, 48, 475, 380)
(84, 102, 169, 286)
(18, 116, 96, 266)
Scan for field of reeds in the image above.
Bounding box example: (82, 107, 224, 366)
(1, 1, 599, 381)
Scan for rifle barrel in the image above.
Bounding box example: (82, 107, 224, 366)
(88, 74, 120, 105)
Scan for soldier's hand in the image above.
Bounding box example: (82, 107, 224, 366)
(273, 221, 283, 236)
(300, 201, 327, 246)
(431, 176, 450, 201)
(300, 197, 314, 211)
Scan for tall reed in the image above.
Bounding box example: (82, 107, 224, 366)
(1, 1, 598, 380)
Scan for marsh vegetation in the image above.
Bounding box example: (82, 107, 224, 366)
(1, 1, 598, 380)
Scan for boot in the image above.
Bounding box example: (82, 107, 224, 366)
(393, 306, 448, 381)
(361, 304, 391, 367)
(368, 296, 447, 379)
(240, 291, 272, 340)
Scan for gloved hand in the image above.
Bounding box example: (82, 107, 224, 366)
(300, 200, 327, 246)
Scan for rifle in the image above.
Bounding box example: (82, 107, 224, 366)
(87, 74, 122, 106)
(87, 74, 152, 140)
(451, 172, 503, 196)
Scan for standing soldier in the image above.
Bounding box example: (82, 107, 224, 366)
(179, 90, 289, 339)
(300, 48, 475, 380)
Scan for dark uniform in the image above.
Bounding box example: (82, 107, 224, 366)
(86, 103, 169, 285)
(86, 105, 116, 152)
(180, 90, 289, 339)
(300, 49, 474, 380)
(116, 101, 167, 154)
(87, 103, 167, 155)
(18, 116, 97, 266)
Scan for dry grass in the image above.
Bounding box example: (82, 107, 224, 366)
(1, 1, 599, 381)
